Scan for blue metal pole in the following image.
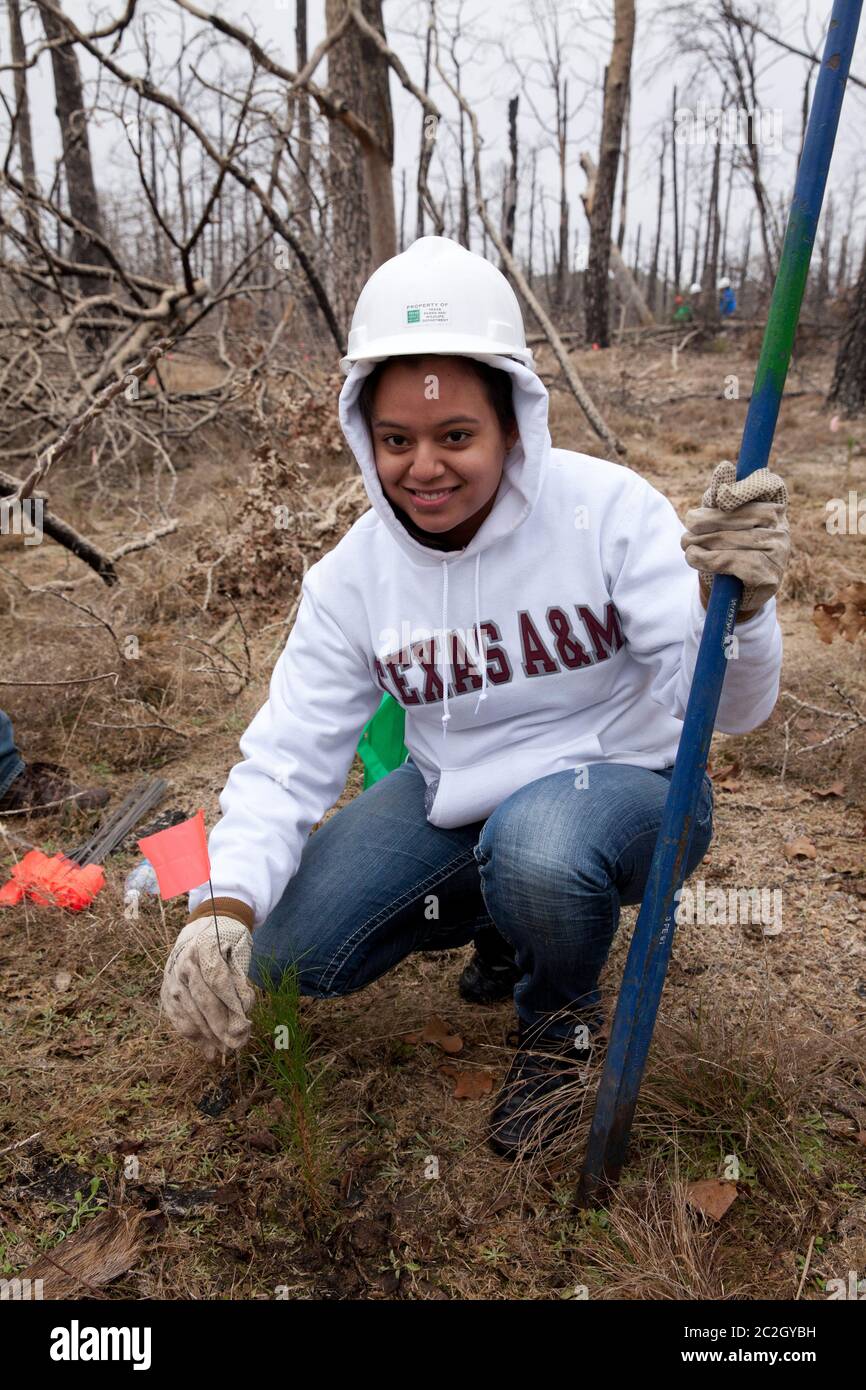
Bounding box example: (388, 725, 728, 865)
(578, 0, 863, 1206)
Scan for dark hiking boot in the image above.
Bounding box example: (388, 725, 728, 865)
(458, 929, 521, 1004)
(0, 762, 109, 817)
(488, 1024, 599, 1160)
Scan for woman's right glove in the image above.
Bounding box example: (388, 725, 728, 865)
(681, 460, 790, 614)
(161, 901, 256, 1061)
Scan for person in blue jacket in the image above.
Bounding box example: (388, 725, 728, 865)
(718, 276, 737, 317)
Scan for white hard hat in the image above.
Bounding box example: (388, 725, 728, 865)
(689, 282, 702, 294)
(340, 235, 534, 373)
(717, 276, 732, 289)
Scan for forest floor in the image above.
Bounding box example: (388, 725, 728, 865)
(0, 331, 864, 1301)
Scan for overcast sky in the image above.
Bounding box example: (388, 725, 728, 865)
(9, 0, 866, 283)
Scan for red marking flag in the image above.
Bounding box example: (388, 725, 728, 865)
(138, 809, 210, 900)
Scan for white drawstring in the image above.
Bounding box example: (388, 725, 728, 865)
(439, 551, 488, 737)
(472, 551, 488, 715)
(440, 559, 450, 736)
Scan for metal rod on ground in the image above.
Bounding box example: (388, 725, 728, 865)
(68, 778, 168, 865)
(577, 0, 863, 1208)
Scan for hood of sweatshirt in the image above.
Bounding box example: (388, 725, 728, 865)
(338, 354, 553, 735)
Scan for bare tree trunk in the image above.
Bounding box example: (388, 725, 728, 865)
(689, 182, 704, 289)
(647, 131, 666, 313)
(327, 0, 395, 329)
(838, 171, 860, 295)
(662, 245, 670, 318)
(702, 137, 722, 324)
(616, 84, 630, 251)
(816, 195, 833, 308)
(738, 211, 753, 305)
(37, 0, 110, 299)
(584, 0, 636, 346)
(720, 145, 734, 275)
(327, 0, 367, 294)
(556, 78, 569, 308)
(7, 0, 41, 249)
(502, 96, 518, 260)
(680, 138, 690, 284)
(528, 146, 537, 287)
(458, 115, 470, 247)
(828, 240, 866, 414)
(294, 0, 313, 238)
(836, 231, 849, 293)
(581, 153, 653, 326)
(416, 8, 433, 241)
(723, 11, 780, 286)
(352, 2, 396, 269)
(671, 86, 681, 288)
(797, 60, 815, 170)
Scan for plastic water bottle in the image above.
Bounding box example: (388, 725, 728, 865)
(124, 859, 160, 901)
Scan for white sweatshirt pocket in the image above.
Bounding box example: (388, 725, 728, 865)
(426, 733, 605, 828)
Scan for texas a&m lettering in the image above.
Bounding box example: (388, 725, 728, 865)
(374, 600, 624, 707)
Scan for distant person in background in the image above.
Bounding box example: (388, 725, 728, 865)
(718, 276, 737, 317)
(0, 708, 108, 815)
(672, 293, 693, 323)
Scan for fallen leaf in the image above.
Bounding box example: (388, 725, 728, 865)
(685, 1179, 738, 1222)
(826, 853, 864, 876)
(210, 1183, 243, 1207)
(112, 1137, 147, 1157)
(49, 1038, 98, 1059)
(439, 1064, 494, 1099)
(813, 601, 846, 645)
(708, 759, 741, 791)
(247, 1130, 280, 1153)
(53, 971, 73, 991)
(784, 837, 818, 861)
(810, 781, 846, 799)
(405, 1015, 463, 1055)
(812, 584, 866, 644)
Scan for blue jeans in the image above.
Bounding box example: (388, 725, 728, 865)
(0, 709, 25, 798)
(250, 757, 714, 1042)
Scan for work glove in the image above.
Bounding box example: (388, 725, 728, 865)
(161, 910, 256, 1061)
(681, 460, 790, 615)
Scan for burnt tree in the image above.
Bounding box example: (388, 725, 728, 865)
(37, 0, 111, 300)
(584, 0, 636, 346)
(828, 242, 866, 416)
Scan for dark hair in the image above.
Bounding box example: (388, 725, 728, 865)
(357, 354, 515, 437)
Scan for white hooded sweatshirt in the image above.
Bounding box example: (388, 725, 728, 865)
(188, 354, 782, 927)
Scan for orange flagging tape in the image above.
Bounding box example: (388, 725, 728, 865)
(0, 849, 105, 911)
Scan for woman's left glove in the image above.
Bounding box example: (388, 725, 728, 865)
(681, 460, 790, 614)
